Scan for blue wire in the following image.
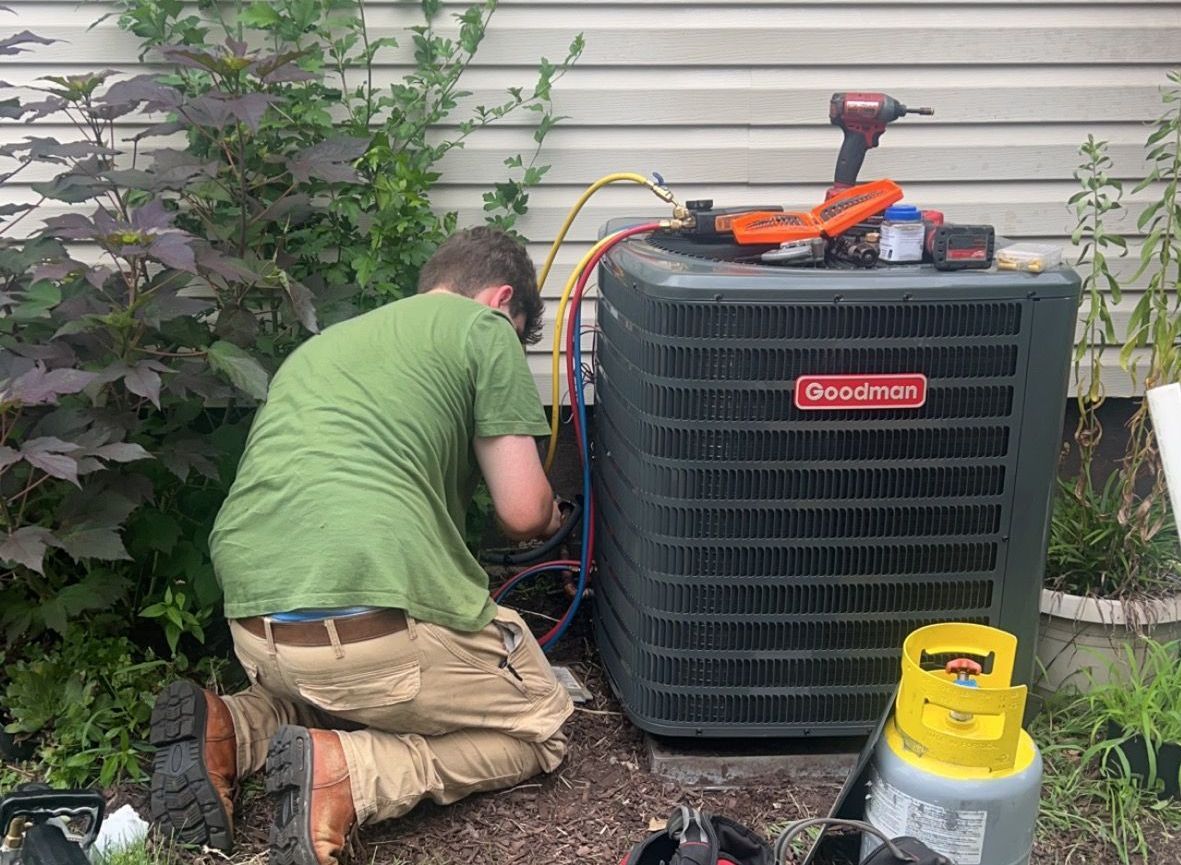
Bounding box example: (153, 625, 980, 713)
(494, 238, 618, 649)
(543, 279, 593, 651)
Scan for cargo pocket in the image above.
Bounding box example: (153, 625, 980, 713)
(295, 660, 421, 713)
(490, 608, 561, 701)
(424, 610, 552, 701)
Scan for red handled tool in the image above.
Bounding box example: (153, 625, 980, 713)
(827, 92, 933, 198)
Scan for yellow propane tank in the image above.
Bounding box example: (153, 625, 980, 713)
(861, 623, 1042, 865)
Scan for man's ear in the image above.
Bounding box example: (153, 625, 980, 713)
(490, 283, 514, 310)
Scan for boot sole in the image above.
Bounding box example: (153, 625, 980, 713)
(149, 680, 234, 852)
(266, 725, 320, 865)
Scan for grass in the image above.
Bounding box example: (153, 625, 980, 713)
(1079, 638, 1181, 746)
(93, 837, 175, 865)
(763, 821, 827, 863)
(1046, 473, 1181, 601)
(1034, 646, 1181, 865)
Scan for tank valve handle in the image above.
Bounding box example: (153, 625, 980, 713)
(945, 658, 982, 723)
(945, 658, 982, 684)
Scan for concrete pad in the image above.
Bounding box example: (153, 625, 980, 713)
(646, 734, 863, 787)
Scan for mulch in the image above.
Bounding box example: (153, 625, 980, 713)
(112, 611, 1179, 865)
(358, 651, 841, 865)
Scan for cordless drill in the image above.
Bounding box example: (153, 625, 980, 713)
(827, 92, 933, 199)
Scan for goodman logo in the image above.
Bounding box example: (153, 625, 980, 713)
(795, 373, 928, 410)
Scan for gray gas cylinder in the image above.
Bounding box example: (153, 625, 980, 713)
(860, 734, 1043, 865)
(860, 623, 1043, 865)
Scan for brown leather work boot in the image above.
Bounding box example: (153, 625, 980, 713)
(149, 680, 238, 851)
(266, 725, 357, 865)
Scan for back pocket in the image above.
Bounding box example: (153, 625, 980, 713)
(296, 660, 421, 712)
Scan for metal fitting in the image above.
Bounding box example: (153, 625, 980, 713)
(4, 817, 26, 851)
(650, 183, 677, 204)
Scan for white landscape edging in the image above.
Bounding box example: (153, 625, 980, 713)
(1036, 588, 1181, 694)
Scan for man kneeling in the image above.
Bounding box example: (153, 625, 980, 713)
(149, 227, 573, 865)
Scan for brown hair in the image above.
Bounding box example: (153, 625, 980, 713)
(417, 226, 544, 345)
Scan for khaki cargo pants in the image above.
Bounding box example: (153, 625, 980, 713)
(221, 606, 574, 825)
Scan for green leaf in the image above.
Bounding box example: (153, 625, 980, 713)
(53, 315, 106, 338)
(129, 510, 182, 555)
(12, 280, 61, 320)
(533, 114, 568, 145)
(56, 576, 127, 616)
(192, 566, 222, 608)
(523, 164, 550, 186)
(241, 2, 282, 28)
(40, 597, 68, 635)
(99, 758, 118, 788)
(207, 340, 270, 400)
(1120, 337, 1141, 371)
(1138, 200, 1165, 230)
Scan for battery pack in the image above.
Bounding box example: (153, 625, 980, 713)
(928, 224, 995, 270)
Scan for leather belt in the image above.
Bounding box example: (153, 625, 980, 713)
(235, 609, 407, 647)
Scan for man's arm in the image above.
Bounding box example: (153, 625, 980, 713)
(474, 435, 563, 541)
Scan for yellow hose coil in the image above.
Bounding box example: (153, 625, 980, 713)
(541, 173, 674, 472)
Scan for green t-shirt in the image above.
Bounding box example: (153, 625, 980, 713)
(209, 291, 550, 632)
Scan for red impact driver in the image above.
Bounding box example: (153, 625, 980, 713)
(827, 92, 933, 199)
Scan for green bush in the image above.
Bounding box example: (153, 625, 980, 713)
(0, 0, 581, 783)
(1053, 70, 1181, 600)
(1080, 638, 1181, 748)
(1035, 639, 1181, 863)
(1047, 473, 1181, 600)
(3, 632, 197, 787)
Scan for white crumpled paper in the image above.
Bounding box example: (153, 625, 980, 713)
(89, 804, 149, 860)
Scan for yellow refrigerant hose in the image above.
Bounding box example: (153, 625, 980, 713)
(542, 173, 676, 472)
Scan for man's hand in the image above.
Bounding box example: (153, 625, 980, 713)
(540, 496, 564, 536)
(542, 497, 571, 539)
(474, 434, 557, 541)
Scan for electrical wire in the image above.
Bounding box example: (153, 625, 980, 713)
(772, 818, 919, 865)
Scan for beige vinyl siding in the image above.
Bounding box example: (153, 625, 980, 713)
(5, 1, 1180, 400)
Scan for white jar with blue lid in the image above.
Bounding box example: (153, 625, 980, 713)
(879, 204, 925, 263)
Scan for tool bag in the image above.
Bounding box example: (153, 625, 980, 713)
(619, 806, 773, 865)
